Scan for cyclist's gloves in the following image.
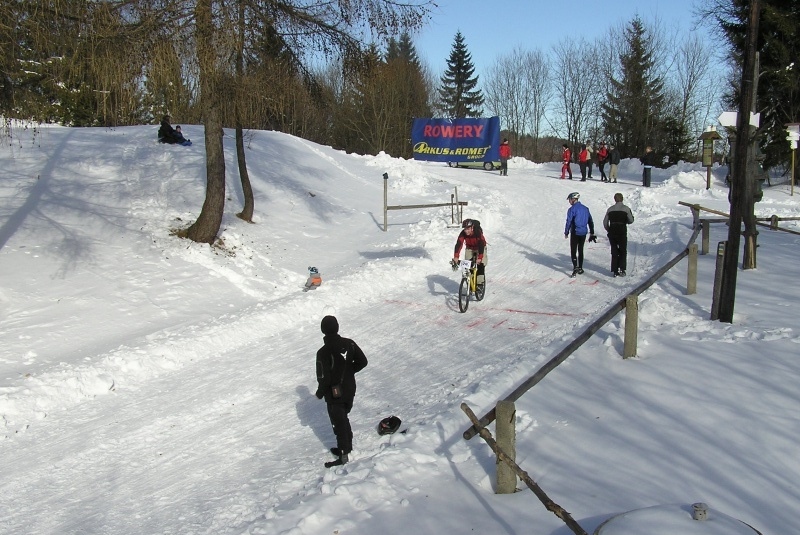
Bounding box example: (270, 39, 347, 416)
(588, 234, 597, 243)
(450, 259, 459, 271)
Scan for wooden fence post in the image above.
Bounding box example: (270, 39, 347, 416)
(711, 241, 726, 321)
(687, 243, 698, 295)
(623, 295, 638, 359)
(701, 219, 710, 255)
(383, 173, 388, 231)
(495, 401, 516, 494)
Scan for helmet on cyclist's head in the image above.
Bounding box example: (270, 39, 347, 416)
(567, 192, 580, 201)
(462, 218, 474, 229)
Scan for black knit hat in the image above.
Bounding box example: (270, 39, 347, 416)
(321, 315, 339, 335)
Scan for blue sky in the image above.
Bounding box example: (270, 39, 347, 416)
(413, 0, 708, 77)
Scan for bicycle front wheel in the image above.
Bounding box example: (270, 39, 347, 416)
(458, 277, 471, 312)
(475, 278, 486, 301)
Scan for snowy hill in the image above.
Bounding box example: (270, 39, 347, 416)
(1, 124, 799, 534)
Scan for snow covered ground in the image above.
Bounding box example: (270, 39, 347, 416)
(1, 123, 799, 534)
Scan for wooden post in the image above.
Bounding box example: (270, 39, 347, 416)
(495, 401, 516, 494)
(690, 204, 700, 230)
(770, 214, 779, 230)
(383, 173, 388, 231)
(623, 295, 638, 359)
(701, 219, 710, 255)
(455, 186, 461, 223)
(687, 244, 698, 295)
(460, 403, 589, 535)
(711, 241, 726, 321)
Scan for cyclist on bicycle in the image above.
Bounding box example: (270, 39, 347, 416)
(452, 218, 487, 284)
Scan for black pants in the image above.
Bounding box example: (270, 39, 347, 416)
(499, 158, 508, 176)
(327, 401, 353, 454)
(579, 162, 587, 180)
(642, 167, 652, 187)
(608, 233, 628, 273)
(570, 234, 587, 269)
(598, 162, 607, 180)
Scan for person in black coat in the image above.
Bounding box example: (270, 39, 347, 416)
(603, 192, 635, 276)
(157, 115, 181, 144)
(315, 315, 368, 465)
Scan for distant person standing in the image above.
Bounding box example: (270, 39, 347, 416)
(585, 141, 594, 179)
(596, 142, 609, 182)
(603, 192, 634, 277)
(640, 146, 655, 187)
(561, 144, 573, 179)
(564, 192, 596, 277)
(609, 144, 621, 183)
(578, 144, 590, 181)
(315, 315, 368, 467)
(498, 138, 511, 176)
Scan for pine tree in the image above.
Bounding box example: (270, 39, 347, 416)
(712, 0, 800, 171)
(438, 31, 484, 118)
(601, 17, 665, 159)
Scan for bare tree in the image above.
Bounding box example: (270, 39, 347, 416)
(484, 47, 551, 160)
(550, 39, 595, 147)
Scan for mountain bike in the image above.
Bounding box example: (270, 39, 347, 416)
(453, 258, 486, 313)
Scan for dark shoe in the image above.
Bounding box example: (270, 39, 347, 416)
(612, 271, 618, 277)
(580, 179, 586, 182)
(571, 267, 579, 278)
(618, 270, 626, 277)
(577, 268, 584, 275)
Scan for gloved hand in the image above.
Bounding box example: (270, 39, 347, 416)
(450, 259, 459, 271)
(588, 234, 597, 243)
(477, 255, 484, 264)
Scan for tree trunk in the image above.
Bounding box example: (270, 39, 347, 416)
(719, 0, 761, 323)
(235, 123, 254, 222)
(185, 0, 225, 244)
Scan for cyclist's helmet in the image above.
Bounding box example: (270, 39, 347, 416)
(462, 218, 475, 229)
(567, 192, 580, 201)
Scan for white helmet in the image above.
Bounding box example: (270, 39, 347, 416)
(567, 192, 580, 201)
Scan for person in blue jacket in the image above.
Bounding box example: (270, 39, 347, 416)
(564, 192, 596, 277)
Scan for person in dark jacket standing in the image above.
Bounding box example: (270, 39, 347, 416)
(603, 192, 634, 277)
(498, 138, 511, 176)
(564, 192, 596, 277)
(315, 315, 368, 466)
(608, 144, 621, 183)
(640, 146, 655, 187)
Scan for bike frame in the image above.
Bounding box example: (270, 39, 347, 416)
(458, 259, 477, 293)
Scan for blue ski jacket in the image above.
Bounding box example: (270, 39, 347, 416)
(565, 201, 595, 237)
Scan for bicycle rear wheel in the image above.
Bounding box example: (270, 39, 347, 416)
(458, 277, 471, 312)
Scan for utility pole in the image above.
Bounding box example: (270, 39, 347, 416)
(719, 0, 761, 323)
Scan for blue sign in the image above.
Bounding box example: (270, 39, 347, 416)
(411, 117, 500, 163)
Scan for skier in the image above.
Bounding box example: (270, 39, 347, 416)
(315, 315, 368, 467)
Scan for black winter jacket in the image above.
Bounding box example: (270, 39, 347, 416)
(315, 334, 368, 404)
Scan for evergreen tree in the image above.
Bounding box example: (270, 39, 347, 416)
(601, 17, 665, 159)
(438, 31, 483, 118)
(711, 0, 800, 171)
